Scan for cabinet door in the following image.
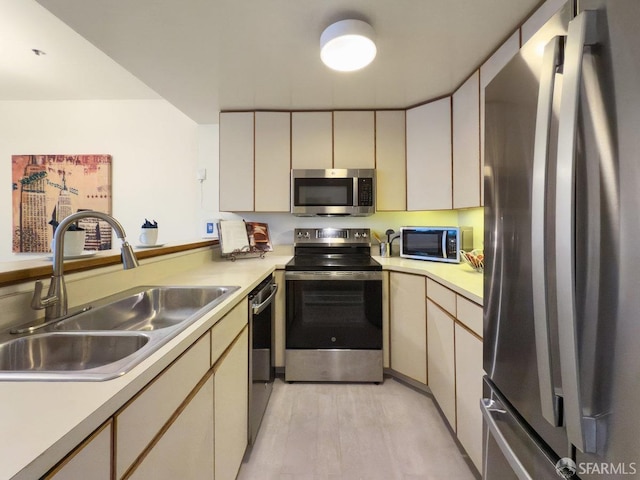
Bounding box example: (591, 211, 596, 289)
(115, 333, 211, 478)
(375, 110, 406, 211)
(291, 112, 333, 169)
(406, 98, 452, 210)
(427, 300, 456, 429)
(45, 422, 111, 480)
(129, 375, 215, 480)
(219, 112, 254, 211)
(455, 324, 483, 471)
(214, 327, 249, 480)
(333, 111, 375, 169)
(389, 272, 426, 384)
(255, 112, 291, 212)
(480, 32, 519, 206)
(453, 71, 481, 209)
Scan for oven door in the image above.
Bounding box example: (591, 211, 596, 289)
(285, 271, 383, 349)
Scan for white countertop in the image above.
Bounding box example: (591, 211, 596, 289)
(374, 256, 484, 305)
(0, 253, 481, 479)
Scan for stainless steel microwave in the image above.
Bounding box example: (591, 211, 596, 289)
(291, 169, 375, 216)
(400, 226, 473, 263)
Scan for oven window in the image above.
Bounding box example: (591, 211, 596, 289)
(286, 278, 382, 349)
(294, 178, 353, 206)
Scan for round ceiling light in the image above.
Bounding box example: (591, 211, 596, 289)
(320, 19, 377, 72)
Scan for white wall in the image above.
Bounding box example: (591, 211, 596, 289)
(0, 99, 202, 263)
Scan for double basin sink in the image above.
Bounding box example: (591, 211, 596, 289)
(0, 285, 240, 381)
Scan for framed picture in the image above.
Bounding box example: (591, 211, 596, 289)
(11, 154, 112, 253)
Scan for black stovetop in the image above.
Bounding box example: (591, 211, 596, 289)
(285, 246, 382, 271)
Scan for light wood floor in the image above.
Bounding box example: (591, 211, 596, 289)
(238, 378, 477, 480)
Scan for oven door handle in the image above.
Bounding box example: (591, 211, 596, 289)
(285, 271, 383, 281)
(252, 283, 278, 315)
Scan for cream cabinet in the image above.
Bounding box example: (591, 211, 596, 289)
(128, 376, 215, 480)
(375, 110, 406, 211)
(219, 112, 255, 212)
(291, 112, 333, 169)
(406, 98, 452, 210)
(255, 112, 291, 212)
(214, 327, 249, 480)
(453, 71, 481, 209)
(333, 111, 375, 169)
(480, 32, 519, 206)
(455, 323, 483, 470)
(45, 422, 112, 480)
(426, 299, 456, 429)
(389, 272, 427, 384)
(115, 332, 211, 478)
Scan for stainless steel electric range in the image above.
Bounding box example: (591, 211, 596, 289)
(284, 228, 383, 383)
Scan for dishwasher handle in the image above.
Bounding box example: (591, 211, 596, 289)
(252, 283, 278, 315)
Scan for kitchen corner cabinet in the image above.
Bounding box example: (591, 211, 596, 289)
(406, 98, 452, 210)
(292, 112, 333, 169)
(45, 421, 112, 480)
(375, 110, 406, 211)
(453, 71, 481, 209)
(333, 111, 375, 169)
(389, 272, 427, 384)
(219, 112, 255, 212)
(255, 112, 291, 212)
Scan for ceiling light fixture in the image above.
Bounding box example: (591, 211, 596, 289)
(320, 19, 376, 72)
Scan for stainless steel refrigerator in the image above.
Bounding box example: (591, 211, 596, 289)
(482, 0, 640, 478)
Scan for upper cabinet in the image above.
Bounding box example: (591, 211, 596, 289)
(219, 112, 254, 212)
(333, 111, 375, 169)
(291, 112, 333, 169)
(375, 110, 406, 211)
(406, 98, 452, 211)
(254, 112, 291, 212)
(453, 71, 481, 209)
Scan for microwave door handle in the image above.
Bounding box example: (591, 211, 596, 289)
(555, 10, 598, 453)
(531, 36, 563, 428)
(442, 232, 447, 259)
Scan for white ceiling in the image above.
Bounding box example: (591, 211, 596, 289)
(3, 0, 542, 124)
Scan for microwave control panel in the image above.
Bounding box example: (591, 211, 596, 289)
(357, 178, 374, 206)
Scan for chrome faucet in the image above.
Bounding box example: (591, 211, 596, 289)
(31, 211, 139, 321)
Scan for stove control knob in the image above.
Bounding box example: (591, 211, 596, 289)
(361, 232, 368, 238)
(304, 232, 310, 239)
(354, 232, 360, 238)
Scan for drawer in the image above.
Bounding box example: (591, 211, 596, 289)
(115, 332, 210, 478)
(426, 278, 456, 315)
(456, 295, 483, 338)
(212, 298, 248, 365)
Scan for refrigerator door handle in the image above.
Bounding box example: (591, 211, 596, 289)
(555, 9, 599, 453)
(531, 35, 563, 428)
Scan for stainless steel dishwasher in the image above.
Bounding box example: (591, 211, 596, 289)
(248, 274, 277, 445)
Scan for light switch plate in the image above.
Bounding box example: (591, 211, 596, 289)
(202, 219, 218, 238)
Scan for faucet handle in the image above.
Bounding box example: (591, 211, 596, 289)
(31, 280, 58, 310)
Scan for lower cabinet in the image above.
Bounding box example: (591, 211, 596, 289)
(214, 327, 249, 480)
(455, 323, 483, 470)
(389, 272, 427, 384)
(426, 299, 456, 429)
(129, 376, 215, 480)
(45, 421, 112, 480)
(48, 297, 250, 480)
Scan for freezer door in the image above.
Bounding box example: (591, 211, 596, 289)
(481, 378, 574, 479)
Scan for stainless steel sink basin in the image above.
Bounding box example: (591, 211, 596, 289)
(0, 285, 240, 381)
(54, 286, 240, 332)
(0, 332, 149, 380)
